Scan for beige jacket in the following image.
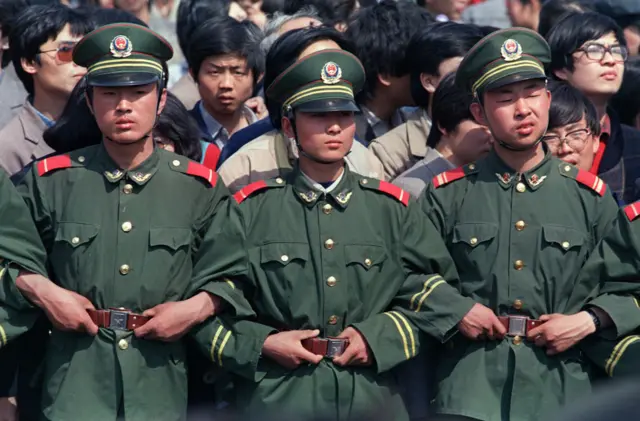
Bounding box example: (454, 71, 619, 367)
(368, 109, 432, 181)
(170, 74, 200, 110)
(218, 129, 384, 193)
(0, 100, 54, 176)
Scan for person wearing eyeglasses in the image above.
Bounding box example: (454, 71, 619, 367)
(0, 4, 92, 177)
(546, 11, 640, 205)
(543, 81, 601, 173)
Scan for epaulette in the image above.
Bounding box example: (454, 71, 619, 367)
(432, 163, 478, 189)
(559, 163, 606, 197)
(624, 201, 640, 222)
(36, 154, 72, 176)
(169, 158, 217, 187)
(233, 178, 285, 204)
(359, 178, 409, 206)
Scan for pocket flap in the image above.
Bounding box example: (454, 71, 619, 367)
(543, 225, 586, 250)
(345, 245, 387, 269)
(149, 228, 192, 250)
(55, 222, 100, 248)
(260, 243, 309, 266)
(452, 223, 498, 247)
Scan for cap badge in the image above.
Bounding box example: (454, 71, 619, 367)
(501, 39, 522, 62)
(321, 61, 342, 85)
(110, 35, 133, 58)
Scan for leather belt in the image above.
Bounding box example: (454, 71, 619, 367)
(498, 316, 545, 337)
(87, 308, 151, 331)
(301, 338, 349, 358)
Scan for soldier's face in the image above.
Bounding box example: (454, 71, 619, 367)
(283, 111, 355, 162)
(473, 79, 550, 149)
(196, 54, 254, 117)
(89, 83, 166, 144)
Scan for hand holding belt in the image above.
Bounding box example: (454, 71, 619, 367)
(498, 316, 545, 337)
(302, 337, 349, 358)
(87, 308, 151, 331)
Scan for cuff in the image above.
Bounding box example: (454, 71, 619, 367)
(414, 282, 476, 342)
(587, 294, 640, 339)
(197, 279, 255, 319)
(0, 265, 35, 310)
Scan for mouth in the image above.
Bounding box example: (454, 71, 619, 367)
(218, 96, 235, 105)
(115, 119, 134, 129)
(325, 140, 343, 148)
(601, 71, 618, 80)
(515, 122, 536, 136)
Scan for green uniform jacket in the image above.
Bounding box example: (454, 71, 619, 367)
(8, 145, 249, 421)
(419, 150, 640, 421)
(192, 165, 475, 421)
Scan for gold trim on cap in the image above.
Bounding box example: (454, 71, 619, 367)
(472, 60, 545, 93)
(283, 85, 354, 108)
(89, 58, 164, 74)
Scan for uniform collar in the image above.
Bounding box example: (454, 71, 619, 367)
(97, 143, 160, 185)
(290, 165, 354, 209)
(488, 145, 552, 191)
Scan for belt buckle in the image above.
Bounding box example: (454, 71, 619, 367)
(109, 309, 129, 330)
(507, 316, 527, 336)
(325, 339, 346, 358)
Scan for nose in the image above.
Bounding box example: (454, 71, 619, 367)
(601, 47, 616, 65)
(514, 97, 531, 118)
(326, 120, 342, 135)
(219, 73, 234, 89)
(115, 94, 132, 112)
(559, 139, 574, 153)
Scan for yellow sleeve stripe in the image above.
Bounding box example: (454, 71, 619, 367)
(0, 325, 6, 348)
(389, 311, 416, 358)
(210, 326, 224, 362)
(634, 297, 640, 309)
(410, 275, 441, 310)
(0, 268, 5, 279)
(605, 335, 640, 377)
(415, 280, 445, 312)
(217, 331, 232, 366)
(384, 312, 410, 360)
(225, 279, 236, 289)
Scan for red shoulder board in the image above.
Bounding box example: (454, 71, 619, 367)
(624, 201, 640, 222)
(36, 154, 72, 176)
(575, 170, 606, 197)
(233, 180, 268, 204)
(186, 161, 217, 187)
(377, 181, 410, 206)
(432, 167, 466, 189)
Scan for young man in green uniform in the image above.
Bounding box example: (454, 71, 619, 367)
(0, 23, 249, 421)
(191, 49, 472, 421)
(420, 28, 640, 421)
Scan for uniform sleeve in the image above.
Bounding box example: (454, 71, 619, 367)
(352, 201, 475, 373)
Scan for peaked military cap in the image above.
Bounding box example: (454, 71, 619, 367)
(456, 28, 551, 96)
(73, 23, 173, 87)
(266, 49, 365, 113)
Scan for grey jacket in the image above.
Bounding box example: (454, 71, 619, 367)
(0, 64, 27, 129)
(392, 148, 455, 197)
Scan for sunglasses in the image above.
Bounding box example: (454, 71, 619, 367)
(39, 42, 77, 63)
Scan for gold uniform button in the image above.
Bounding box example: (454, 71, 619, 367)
(118, 339, 129, 350)
(468, 163, 476, 170)
(470, 237, 478, 245)
(323, 204, 332, 214)
(324, 239, 334, 250)
(327, 276, 337, 287)
(123, 184, 133, 194)
(119, 264, 130, 275)
(78, 156, 85, 163)
(280, 255, 289, 262)
(71, 237, 80, 245)
(328, 315, 338, 325)
(513, 335, 523, 345)
(172, 159, 181, 167)
(515, 220, 526, 231)
(364, 258, 372, 267)
(275, 177, 284, 184)
(514, 260, 524, 270)
(513, 299, 523, 310)
(360, 179, 368, 185)
(121, 221, 132, 232)
(516, 182, 526, 193)
(564, 165, 571, 172)
(562, 241, 570, 250)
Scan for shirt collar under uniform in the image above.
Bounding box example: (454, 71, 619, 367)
(198, 101, 257, 150)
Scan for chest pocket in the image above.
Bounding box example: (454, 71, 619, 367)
(259, 243, 310, 300)
(450, 223, 499, 281)
(54, 222, 100, 248)
(452, 223, 498, 247)
(541, 225, 586, 252)
(51, 222, 100, 290)
(149, 228, 192, 251)
(345, 245, 387, 270)
(260, 243, 309, 266)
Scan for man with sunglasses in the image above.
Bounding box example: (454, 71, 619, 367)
(546, 11, 640, 205)
(0, 4, 92, 176)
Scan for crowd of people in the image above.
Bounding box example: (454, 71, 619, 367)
(1, 0, 640, 420)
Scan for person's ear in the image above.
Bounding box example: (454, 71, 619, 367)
(157, 88, 168, 115)
(470, 102, 487, 126)
(282, 115, 295, 139)
(420, 73, 437, 94)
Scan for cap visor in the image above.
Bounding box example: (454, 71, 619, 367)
(295, 98, 360, 113)
(88, 71, 160, 87)
(484, 72, 547, 92)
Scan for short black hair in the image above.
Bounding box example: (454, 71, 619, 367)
(345, 0, 433, 102)
(155, 92, 203, 162)
(538, 0, 590, 38)
(186, 16, 265, 85)
(9, 4, 94, 95)
(263, 26, 354, 128)
(409, 22, 484, 108)
(427, 72, 475, 148)
(547, 80, 600, 136)
(283, 0, 337, 24)
(261, 0, 286, 16)
(546, 11, 626, 75)
(87, 6, 147, 27)
(176, 0, 231, 57)
(611, 57, 640, 127)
